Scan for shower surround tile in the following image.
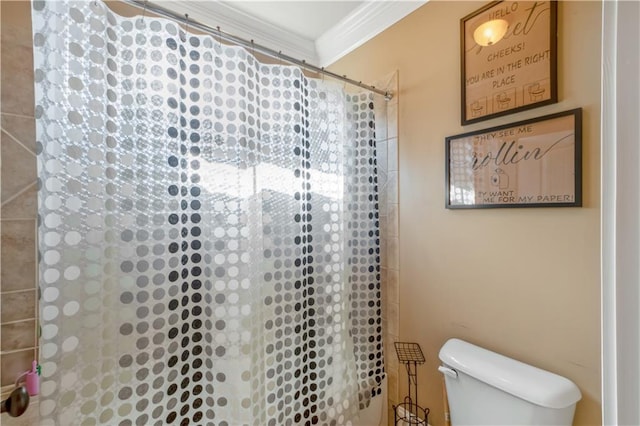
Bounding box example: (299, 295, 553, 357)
(377, 140, 388, 173)
(387, 172, 398, 205)
(373, 91, 388, 142)
(379, 214, 388, 243)
(373, 70, 400, 414)
(1, 133, 37, 204)
(387, 354, 398, 384)
(388, 237, 399, 272)
(0, 1, 39, 388)
(388, 268, 399, 306)
(387, 102, 398, 145)
(0, 220, 37, 292)
(388, 203, 399, 238)
(379, 183, 388, 214)
(1, 320, 36, 352)
(1, 183, 38, 219)
(388, 301, 399, 337)
(1, 290, 36, 323)
(375, 110, 388, 142)
(0, 1, 35, 117)
(1, 114, 37, 154)
(388, 138, 398, 172)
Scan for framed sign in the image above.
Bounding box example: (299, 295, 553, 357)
(461, 1, 557, 125)
(446, 108, 582, 209)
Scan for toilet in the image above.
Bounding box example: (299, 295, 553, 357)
(438, 339, 582, 425)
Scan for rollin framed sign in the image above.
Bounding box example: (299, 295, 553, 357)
(446, 108, 582, 209)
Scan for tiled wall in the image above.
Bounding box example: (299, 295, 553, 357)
(372, 72, 400, 424)
(1, 1, 39, 391)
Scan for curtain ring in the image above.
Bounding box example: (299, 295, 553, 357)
(250, 39, 255, 58)
(141, 0, 148, 22)
(278, 51, 283, 67)
(217, 26, 222, 49)
(178, 13, 189, 43)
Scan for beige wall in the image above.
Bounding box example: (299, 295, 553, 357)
(332, 1, 602, 425)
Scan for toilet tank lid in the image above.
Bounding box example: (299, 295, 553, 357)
(439, 339, 582, 409)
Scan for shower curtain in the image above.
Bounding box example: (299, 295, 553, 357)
(32, 1, 384, 425)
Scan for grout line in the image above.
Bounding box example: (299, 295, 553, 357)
(1, 318, 37, 326)
(0, 180, 37, 208)
(0, 384, 17, 393)
(0, 288, 36, 295)
(0, 127, 37, 157)
(0, 347, 36, 356)
(0, 112, 35, 120)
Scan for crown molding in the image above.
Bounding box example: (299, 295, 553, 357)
(158, 1, 427, 68)
(316, 0, 428, 67)
(159, 1, 318, 62)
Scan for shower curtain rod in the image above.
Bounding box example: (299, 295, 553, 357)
(119, 0, 394, 100)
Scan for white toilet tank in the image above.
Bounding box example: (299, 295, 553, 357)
(438, 339, 581, 426)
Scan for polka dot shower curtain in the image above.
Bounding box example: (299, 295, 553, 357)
(32, 0, 384, 424)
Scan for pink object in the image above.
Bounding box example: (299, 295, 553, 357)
(16, 361, 39, 396)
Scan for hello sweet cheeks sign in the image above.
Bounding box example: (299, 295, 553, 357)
(445, 108, 582, 209)
(461, 1, 558, 124)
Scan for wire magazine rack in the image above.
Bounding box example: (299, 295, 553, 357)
(393, 342, 430, 425)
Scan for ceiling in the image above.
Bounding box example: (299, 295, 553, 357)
(222, 2, 365, 40)
(162, 0, 426, 66)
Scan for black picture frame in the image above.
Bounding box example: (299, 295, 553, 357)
(461, 1, 558, 125)
(446, 108, 582, 209)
